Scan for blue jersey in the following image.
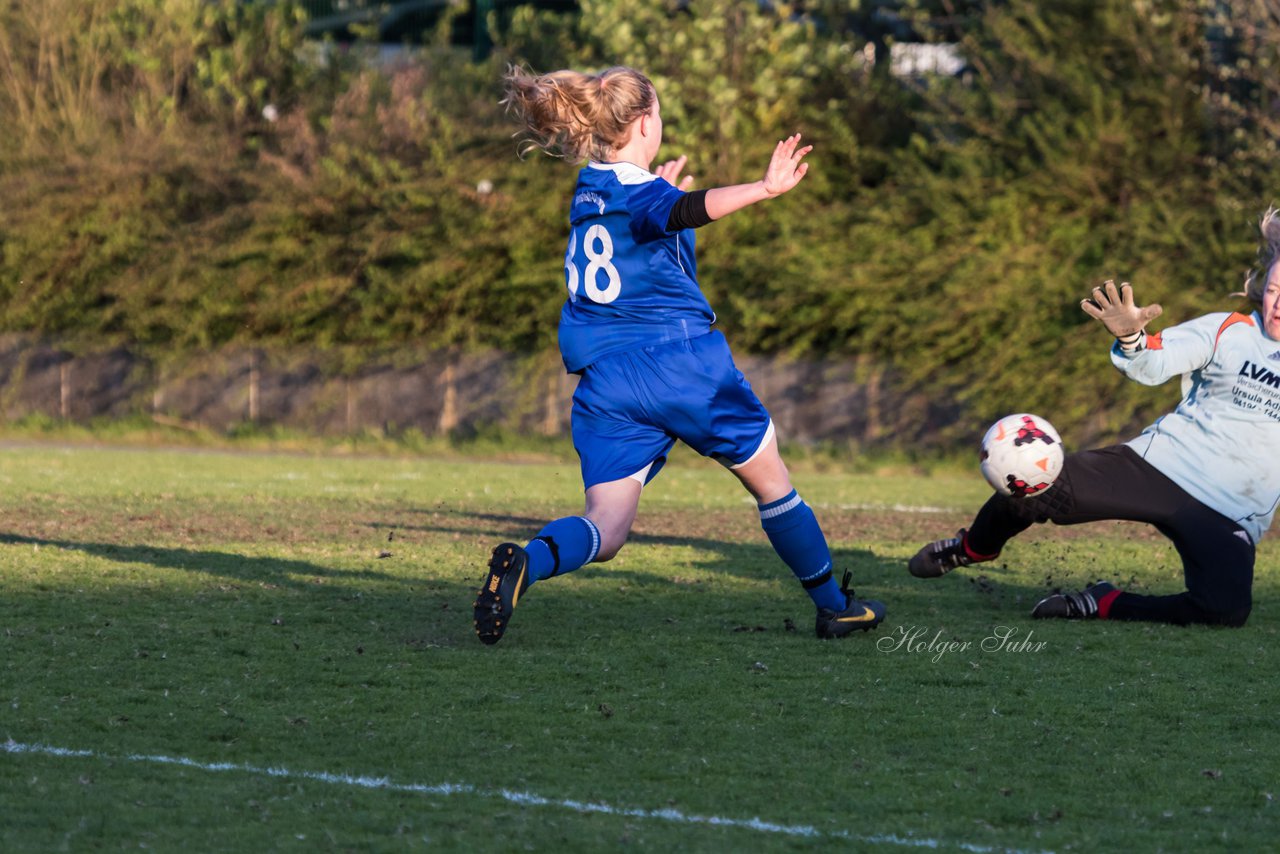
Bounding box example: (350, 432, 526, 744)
(557, 161, 715, 372)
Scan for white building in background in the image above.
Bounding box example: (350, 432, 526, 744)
(889, 42, 966, 78)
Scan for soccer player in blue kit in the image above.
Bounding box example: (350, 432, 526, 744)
(473, 65, 887, 644)
(908, 211, 1280, 627)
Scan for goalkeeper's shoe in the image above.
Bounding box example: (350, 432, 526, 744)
(908, 529, 994, 578)
(1031, 582, 1116, 620)
(815, 571, 886, 639)
(473, 542, 531, 645)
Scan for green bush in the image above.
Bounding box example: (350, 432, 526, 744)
(1, 0, 1279, 447)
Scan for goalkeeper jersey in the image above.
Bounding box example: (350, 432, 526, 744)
(1114, 310, 1280, 544)
(556, 161, 715, 373)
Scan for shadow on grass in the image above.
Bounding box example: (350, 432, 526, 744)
(0, 532, 411, 590)
(10, 522, 1242, 650)
(357, 507, 926, 643)
(370, 509, 877, 578)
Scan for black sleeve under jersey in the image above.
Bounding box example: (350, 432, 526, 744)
(665, 189, 712, 231)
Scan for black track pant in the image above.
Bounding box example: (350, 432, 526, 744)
(967, 445, 1254, 627)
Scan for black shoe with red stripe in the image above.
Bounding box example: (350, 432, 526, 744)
(473, 543, 531, 645)
(907, 529, 995, 578)
(1031, 582, 1117, 619)
(815, 571, 886, 639)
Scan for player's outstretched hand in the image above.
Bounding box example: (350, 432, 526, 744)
(654, 155, 694, 191)
(762, 134, 812, 197)
(1080, 280, 1163, 338)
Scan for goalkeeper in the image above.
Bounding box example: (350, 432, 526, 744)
(906, 211, 1280, 627)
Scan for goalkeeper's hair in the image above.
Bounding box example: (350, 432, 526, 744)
(501, 65, 655, 163)
(1241, 206, 1280, 305)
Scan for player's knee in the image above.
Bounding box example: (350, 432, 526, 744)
(1196, 598, 1251, 628)
(595, 540, 624, 562)
(1213, 605, 1251, 628)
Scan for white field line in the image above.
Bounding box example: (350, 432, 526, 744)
(745, 498, 958, 514)
(4, 740, 1049, 854)
(823, 502, 956, 514)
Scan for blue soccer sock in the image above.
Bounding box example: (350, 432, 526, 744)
(524, 516, 602, 584)
(759, 490, 845, 611)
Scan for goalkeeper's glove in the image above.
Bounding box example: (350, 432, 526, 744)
(1080, 280, 1162, 352)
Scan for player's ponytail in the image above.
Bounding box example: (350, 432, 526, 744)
(1240, 206, 1280, 305)
(502, 65, 655, 163)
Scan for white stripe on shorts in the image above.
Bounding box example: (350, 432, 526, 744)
(730, 420, 775, 470)
(626, 461, 654, 484)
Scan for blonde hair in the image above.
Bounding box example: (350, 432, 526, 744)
(502, 65, 655, 162)
(1242, 206, 1280, 304)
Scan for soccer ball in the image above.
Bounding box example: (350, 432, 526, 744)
(979, 413, 1065, 497)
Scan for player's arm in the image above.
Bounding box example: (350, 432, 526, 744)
(705, 134, 811, 220)
(1080, 280, 1219, 381)
(655, 135, 812, 230)
(1111, 314, 1222, 385)
(1080, 280, 1217, 383)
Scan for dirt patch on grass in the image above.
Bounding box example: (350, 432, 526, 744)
(631, 507, 1165, 550)
(0, 495, 1173, 568)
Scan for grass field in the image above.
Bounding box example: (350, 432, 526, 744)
(2, 441, 1277, 851)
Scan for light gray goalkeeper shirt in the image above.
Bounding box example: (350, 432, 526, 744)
(1113, 309, 1280, 545)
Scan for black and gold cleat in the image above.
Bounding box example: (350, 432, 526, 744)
(815, 570, 887, 639)
(474, 542, 531, 645)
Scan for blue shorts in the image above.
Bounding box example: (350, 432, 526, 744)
(571, 331, 774, 489)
